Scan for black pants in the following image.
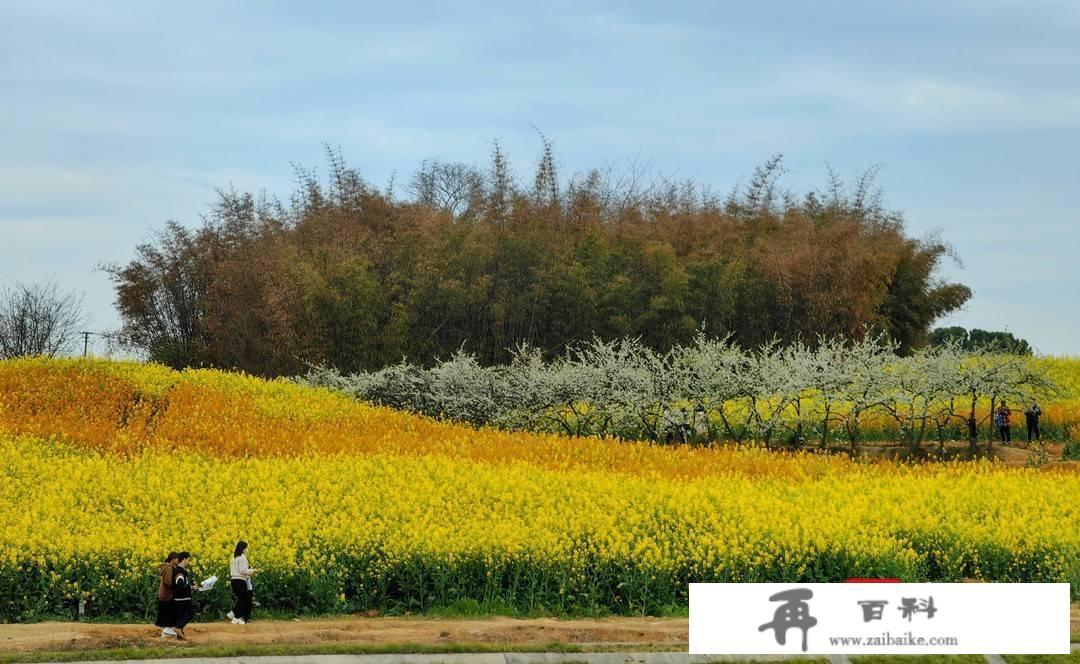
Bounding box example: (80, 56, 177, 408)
(231, 579, 253, 620)
(999, 425, 1011, 443)
(154, 600, 176, 628)
(1027, 421, 1041, 441)
(174, 600, 194, 629)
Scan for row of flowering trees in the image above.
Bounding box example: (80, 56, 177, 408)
(301, 335, 1061, 453)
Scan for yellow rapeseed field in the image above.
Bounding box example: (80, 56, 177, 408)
(1, 358, 1079, 620)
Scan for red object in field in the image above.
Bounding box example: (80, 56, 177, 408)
(844, 577, 901, 582)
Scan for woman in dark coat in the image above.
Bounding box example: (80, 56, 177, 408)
(172, 552, 200, 640)
(154, 552, 178, 637)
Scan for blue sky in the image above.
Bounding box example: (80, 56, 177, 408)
(2, 1, 1078, 354)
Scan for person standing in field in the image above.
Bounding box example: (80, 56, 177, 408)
(662, 408, 676, 443)
(1025, 403, 1043, 443)
(171, 552, 201, 640)
(995, 402, 1012, 443)
(154, 552, 178, 638)
(693, 404, 709, 441)
(228, 540, 257, 624)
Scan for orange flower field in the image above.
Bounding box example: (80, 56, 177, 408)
(1, 358, 1079, 621)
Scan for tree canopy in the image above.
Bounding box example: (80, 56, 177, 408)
(930, 326, 1032, 355)
(109, 145, 971, 376)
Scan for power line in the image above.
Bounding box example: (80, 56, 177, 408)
(77, 331, 118, 357)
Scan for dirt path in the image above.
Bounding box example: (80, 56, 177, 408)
(0, 616, 689, 654)
(2, 603, 1077, 655)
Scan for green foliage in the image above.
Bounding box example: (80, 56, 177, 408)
(931, 326, 1032, 355)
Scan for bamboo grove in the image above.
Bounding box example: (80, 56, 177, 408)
(107, 148, 970, 376)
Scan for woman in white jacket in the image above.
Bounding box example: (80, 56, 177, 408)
(227, 540, 257, 624)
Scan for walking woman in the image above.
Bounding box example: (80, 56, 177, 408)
(154, 552, 178, 638)
(227, 540, 257, 624)
(172, 552, 201, 640)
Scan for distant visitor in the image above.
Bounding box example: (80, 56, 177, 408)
(1025, 403, 1042, 443)
(995, 402, 1012, 443)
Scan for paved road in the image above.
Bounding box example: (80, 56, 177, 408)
(77, 656, 819, 664)
(75, 646, 1080, 664)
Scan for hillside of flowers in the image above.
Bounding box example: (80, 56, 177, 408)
(1, 358, 1080, 622)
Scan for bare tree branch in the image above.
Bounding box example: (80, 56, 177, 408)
(0, 280, 86, 358)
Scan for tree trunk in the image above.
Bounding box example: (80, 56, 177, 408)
(967, 397, 979, 455)
(819, 404, 831, 449)
(848, 414, 861, 456)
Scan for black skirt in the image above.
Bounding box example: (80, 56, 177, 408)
(174, 600, 195, 629)
(154, 599, 176, 627)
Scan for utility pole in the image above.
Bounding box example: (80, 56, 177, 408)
(80, 331, 92, 357)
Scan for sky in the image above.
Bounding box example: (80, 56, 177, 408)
(2, 1, 1078, 355)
